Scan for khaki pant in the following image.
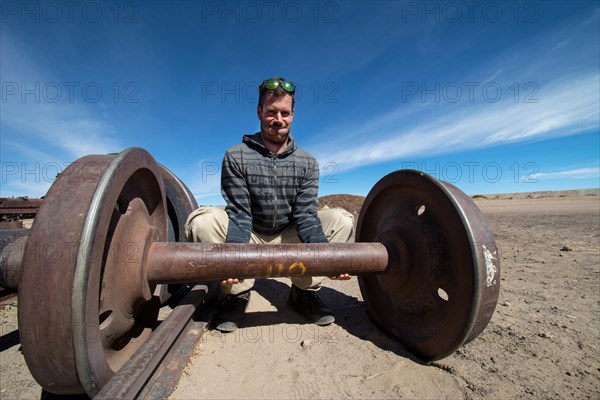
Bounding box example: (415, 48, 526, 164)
(184, 206, 355, 295)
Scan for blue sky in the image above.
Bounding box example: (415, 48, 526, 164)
(1, 1, 599, 205)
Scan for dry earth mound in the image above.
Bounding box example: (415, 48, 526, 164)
(318, 194, 366, 215)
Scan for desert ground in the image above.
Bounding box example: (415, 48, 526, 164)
(0, 189, 598, 399)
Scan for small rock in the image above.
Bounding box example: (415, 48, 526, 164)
(538, 332, 553, 339)
(566, 371, 572, 376)
(301, 340, 312, 349)
(502, 301, 511, 307)
(560, 246, 572, 251)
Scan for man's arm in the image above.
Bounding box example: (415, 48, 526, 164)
(292, 159, 328, 243)
(221, 150, 253, 243)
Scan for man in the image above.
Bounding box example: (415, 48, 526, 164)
(185, 77, 354, 332)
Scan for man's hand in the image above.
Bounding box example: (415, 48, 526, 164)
(221, 275, 350, 283)
(330, 273, 351, 280)
(221, 278, 245, 285)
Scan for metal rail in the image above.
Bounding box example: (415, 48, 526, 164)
(94, 283, 218, 399)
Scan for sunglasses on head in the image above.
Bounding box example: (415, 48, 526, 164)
(263, 79, 296, 93)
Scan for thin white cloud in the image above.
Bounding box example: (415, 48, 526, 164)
(418, 31, 436, 56)
(551, 39, 570, 52)
(314, 74, 599, 171)
(0, 177, 53, 198)
(582, 8, 599, 25)
(1, 32, 122, 161)
(529, 167, 600, 180)
(2, 102, 121, 158)
(483, 69, 504, 84)
(194, 191, 222, 199)
(178, 159, 223, 204)
(1, 140, 61, 163)
(0, 140, 67, 196)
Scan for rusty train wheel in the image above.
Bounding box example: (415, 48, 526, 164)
(158, 164, 198, 300)
(19, 148, 166, 396)
(356, 170, 500, 361)
(160, 164, 198, 244)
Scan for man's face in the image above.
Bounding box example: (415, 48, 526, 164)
(257, 93, 294, 144)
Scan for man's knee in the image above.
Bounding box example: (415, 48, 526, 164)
(318, 207, 355, 242)
(184, 206, 228, 243)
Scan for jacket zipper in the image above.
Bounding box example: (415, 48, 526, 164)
(271, 155, 278, 233)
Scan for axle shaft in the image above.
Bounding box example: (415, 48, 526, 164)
(146, 242, 389, 284)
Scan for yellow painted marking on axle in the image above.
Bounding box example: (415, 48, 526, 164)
(261, 262, 306, 277)
(244, 263, 258, 277)
(289, 261, 306, 276)
(276, 263, 284, 276)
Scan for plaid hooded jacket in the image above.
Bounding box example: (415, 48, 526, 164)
(221, 132, 328, 244)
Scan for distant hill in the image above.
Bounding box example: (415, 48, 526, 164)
(318, 189, 599, 215)
(318, 194, 366, 215)
(474, 188, 599, 200)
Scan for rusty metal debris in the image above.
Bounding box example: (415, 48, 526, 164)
(0, 197, 42, 220)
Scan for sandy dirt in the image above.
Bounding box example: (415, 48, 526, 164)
(0, 190, 598, 399)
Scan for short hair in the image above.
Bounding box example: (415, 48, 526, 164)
(258, 77, 295, 110)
